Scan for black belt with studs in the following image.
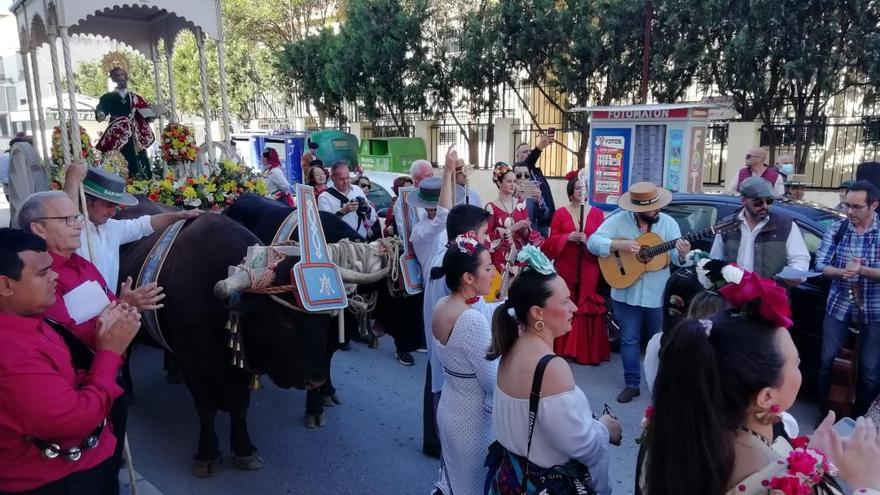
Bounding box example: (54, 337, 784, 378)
(24, 420, 106, 462)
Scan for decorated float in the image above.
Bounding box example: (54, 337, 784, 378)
(11, 0, 259, 209)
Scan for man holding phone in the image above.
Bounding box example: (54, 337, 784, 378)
(513, 130, 557, 237)
(318, 161, 376, 239)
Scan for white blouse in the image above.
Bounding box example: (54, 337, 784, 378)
(493, 384, 612, 495)
(266, 167, 290, 194)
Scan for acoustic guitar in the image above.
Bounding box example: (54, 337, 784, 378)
(598, 217, 740, 289)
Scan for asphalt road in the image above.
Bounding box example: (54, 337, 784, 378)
(0, 197, 822, 495)
(124, 338, 822, 495)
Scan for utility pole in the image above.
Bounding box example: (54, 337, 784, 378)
(639, 0, 653, 104)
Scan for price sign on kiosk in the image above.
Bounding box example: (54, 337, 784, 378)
(573, 104, 711, 211)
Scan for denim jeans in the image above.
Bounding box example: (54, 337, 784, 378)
(611, 300, 663, 389)
(817, 314, 880, 416)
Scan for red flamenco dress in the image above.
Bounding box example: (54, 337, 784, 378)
(542, 206, 610, 365)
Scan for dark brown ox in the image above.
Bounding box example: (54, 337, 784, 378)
(117, 198, 332, 477)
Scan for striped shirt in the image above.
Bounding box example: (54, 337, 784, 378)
(815, 215, 880, 323)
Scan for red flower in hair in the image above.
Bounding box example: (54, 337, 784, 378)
(790, 436, 810, 449)
(718, 271, 793, 328)
(565, 170, 579, 181)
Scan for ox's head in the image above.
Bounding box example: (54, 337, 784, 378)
(214, 256, 331, 390)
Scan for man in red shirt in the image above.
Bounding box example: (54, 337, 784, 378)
(18, 191, 156, 493)
(0, 228, 140, 494)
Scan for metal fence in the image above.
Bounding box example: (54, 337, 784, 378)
(762, 120, 880, 189)
(360, 124, 414, 139)
(428, 122, 495, 168)
(511, 126, 585, 179)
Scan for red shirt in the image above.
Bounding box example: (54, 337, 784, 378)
(0, 312, 122, 492)
(43, 252, 118, 351)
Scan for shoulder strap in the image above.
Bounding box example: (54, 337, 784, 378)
(524, 354, 557, 465)
(833, 219, 850, 247)
(326, 187, 349, 205)
(44, 319, 95, 371)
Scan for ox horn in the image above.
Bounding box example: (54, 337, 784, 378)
(214, 266, 252, 299)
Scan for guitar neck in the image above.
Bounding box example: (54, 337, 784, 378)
(640, 225, 718, 257)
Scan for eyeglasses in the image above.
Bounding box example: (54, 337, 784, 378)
(745, 154, 754, 159)
(357, 182, 370, 189)
(841, 203, 869, 211)
(747, 197, 774, 207)
(515, 173, 531, 179)
(36, 214, 85, 227)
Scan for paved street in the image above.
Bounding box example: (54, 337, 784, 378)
(124, 338, 823, 495)
(0, 196, 822, 495)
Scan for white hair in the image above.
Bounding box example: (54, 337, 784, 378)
(19, 191, 69, 232)
(409, 159, 433, 177)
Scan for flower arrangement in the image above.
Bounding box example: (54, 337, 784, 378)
(767, 443, 837, 495)
(160, 123, 198, 163)
(127, 159, 267, 210)
(51, 125, 94, 164)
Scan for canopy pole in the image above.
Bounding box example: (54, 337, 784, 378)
(164, 41, 179, 123)
(151, 43, 165, 141)
(47, 34, 71, 166)
(18, 48, 39, 149)
(195, 28, 216, 165)
(28, 47, 49, 161)
(215, 1, 232, 141)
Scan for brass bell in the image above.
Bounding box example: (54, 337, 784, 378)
(224, 320, 232, 331)
(237, 358, 245, 369)
(234, 341, 241, 352)
(230, 356, 237, 366)
(227, 338, 235, 349)
(248, 374, 261, 391)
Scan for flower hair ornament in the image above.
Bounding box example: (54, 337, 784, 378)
(719, 271, 793, 329)
(454, 234, 480, 256)
(698, 319, 713, 337)
(492, 162, 511, 185)
(515, 245, 555, 275)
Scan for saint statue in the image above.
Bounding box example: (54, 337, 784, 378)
(94, 52, 162, 180)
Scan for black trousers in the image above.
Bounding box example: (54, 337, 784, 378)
(423, 362, 441, 452)
(1, 459, 116, 495)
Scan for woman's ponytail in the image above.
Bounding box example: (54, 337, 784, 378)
(487, 302, 519, 360)
(430, 265, 446, 280)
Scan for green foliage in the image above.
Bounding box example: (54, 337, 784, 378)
(649, 0, 711, 103)
(333, 0, 434, 131)
(275, 29, 347, 125)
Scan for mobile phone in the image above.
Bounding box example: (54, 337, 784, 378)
(548, 127, 556, 137)
(833, 417, 856, 437)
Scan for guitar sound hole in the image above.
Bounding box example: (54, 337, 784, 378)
(636, 249, 652, 263)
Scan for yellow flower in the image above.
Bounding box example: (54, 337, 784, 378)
(204, 183, 217, 193)
(182, 186, 198, 199)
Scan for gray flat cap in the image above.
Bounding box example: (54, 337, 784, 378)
(739, 176, 775, 198)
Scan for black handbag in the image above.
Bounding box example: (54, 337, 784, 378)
(494, 354, 597, 495)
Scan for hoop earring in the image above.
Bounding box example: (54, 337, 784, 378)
(755, 404, 781, 425)
(534, 320, 545, 331)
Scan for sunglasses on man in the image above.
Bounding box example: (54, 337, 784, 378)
(748, 197, 774, 207)
(515, 172, 531, 180)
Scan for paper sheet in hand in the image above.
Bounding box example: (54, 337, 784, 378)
(775, 266, 823, 280)
(63, 281, 111, 325)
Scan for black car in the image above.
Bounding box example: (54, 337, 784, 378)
(664, 192, 845, 387)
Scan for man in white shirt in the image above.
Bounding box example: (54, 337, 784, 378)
(63, 162, 200, 293)
(317, 161, 376, 239)
(711, 176, 809, 283)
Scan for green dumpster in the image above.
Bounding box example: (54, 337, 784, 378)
(308, 130, 359, 169)
(358, 137, 427, 173)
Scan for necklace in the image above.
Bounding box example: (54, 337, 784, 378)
(737, 425, 771, 448)
(497, 195, 515, 215)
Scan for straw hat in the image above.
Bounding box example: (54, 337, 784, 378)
(617, 182, 672, 212)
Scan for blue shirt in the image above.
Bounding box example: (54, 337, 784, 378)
(587, 210, 683, 308)
(0, 153, 9, 186)
(815, 215, 880, 323)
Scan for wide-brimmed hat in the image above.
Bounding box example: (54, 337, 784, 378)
(82, 167, 138, 206)
(406, 177, 467, 209)
(617, 182, 672, 212)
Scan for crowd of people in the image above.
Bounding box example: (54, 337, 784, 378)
(4, 126, 880, 495)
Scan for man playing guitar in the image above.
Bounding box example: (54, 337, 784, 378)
(587, 182, 690, 403)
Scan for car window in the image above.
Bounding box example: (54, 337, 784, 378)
(663, 204, 719, 235)
(796, 221, 823, 255)
(365, 183, 392, 211)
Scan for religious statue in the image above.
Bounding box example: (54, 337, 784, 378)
(94, 51, 163, 180)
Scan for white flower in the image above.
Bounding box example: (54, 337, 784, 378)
(720, 265, 744, 285)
